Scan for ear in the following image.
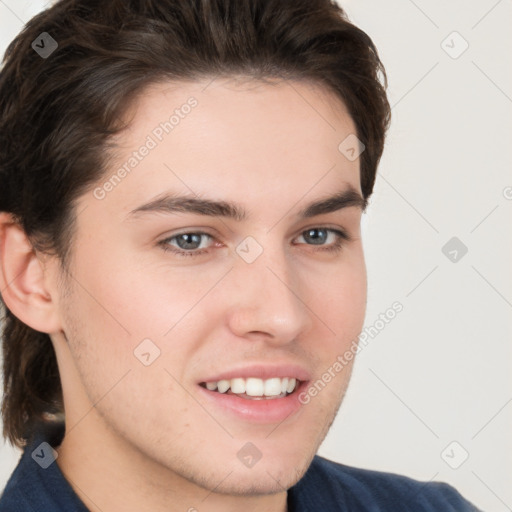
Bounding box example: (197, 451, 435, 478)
(0, 212, 63, 334)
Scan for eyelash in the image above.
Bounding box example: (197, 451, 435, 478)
(157, 227, 351, 258)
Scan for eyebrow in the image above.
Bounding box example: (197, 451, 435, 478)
(126, 185, 367, 221)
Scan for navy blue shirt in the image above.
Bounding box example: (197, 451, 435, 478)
(0, 427, 482, 511)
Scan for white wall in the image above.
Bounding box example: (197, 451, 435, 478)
(1, 1, 510, 510)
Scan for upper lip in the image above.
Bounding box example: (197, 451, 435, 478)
(199, 363, 312, 383)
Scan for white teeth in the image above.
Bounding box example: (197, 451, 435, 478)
(217, 379, 230, 393)
(264, 378, 282, 397)
(230, 378, 246, 394)
(203, 376, 299, 397)
(245, 378, 264, 396)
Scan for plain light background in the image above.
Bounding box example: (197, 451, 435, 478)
(0, 1, 510, 511)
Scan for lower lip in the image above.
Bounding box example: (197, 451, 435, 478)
(197, 381, 309, 424)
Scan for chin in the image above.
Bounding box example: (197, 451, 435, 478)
(210, 459, 312, 496)
(175, 448, 316, 497)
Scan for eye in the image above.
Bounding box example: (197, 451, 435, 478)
(294, 227, 350, 253)
(158, 231, 215, 257)
(158, 227, 350, 258)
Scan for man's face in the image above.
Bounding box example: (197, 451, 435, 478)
(52, 78, 367, 494)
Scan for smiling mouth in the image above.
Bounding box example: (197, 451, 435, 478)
(199, 377, 300, 400)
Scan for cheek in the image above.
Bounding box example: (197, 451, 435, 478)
(60, 258, 194, 434)
(313, 251, 367, 338)
(71, 244, 209, 340)
(328, 267, 366, 328)
(61, 248, 220, 401)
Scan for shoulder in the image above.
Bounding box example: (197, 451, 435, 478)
(0, 451, 36, 512)
(0, 424, 88, 512)
(288, 455, 482, 512)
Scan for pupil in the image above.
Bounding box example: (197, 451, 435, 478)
(306, 228, 326, 245)
(178, 233, 200, 249)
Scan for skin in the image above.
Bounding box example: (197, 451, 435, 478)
(0, 78, 367, 512)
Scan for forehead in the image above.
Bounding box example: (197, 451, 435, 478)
(84, 77, 362, 221)
(127, 76, 354, 127)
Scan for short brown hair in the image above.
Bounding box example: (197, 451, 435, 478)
(0, 0, 391, 448)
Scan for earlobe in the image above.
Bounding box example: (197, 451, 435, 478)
(0, 212, 62, 334)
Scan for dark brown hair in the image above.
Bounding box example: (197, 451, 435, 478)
(0, 0, 391, 447)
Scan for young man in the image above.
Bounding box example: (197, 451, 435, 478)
(0, 0, 481, 510)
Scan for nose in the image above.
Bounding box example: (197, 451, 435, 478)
(225, 242, 315, 345)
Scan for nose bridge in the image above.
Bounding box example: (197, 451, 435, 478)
(226, 235, 312, 340)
